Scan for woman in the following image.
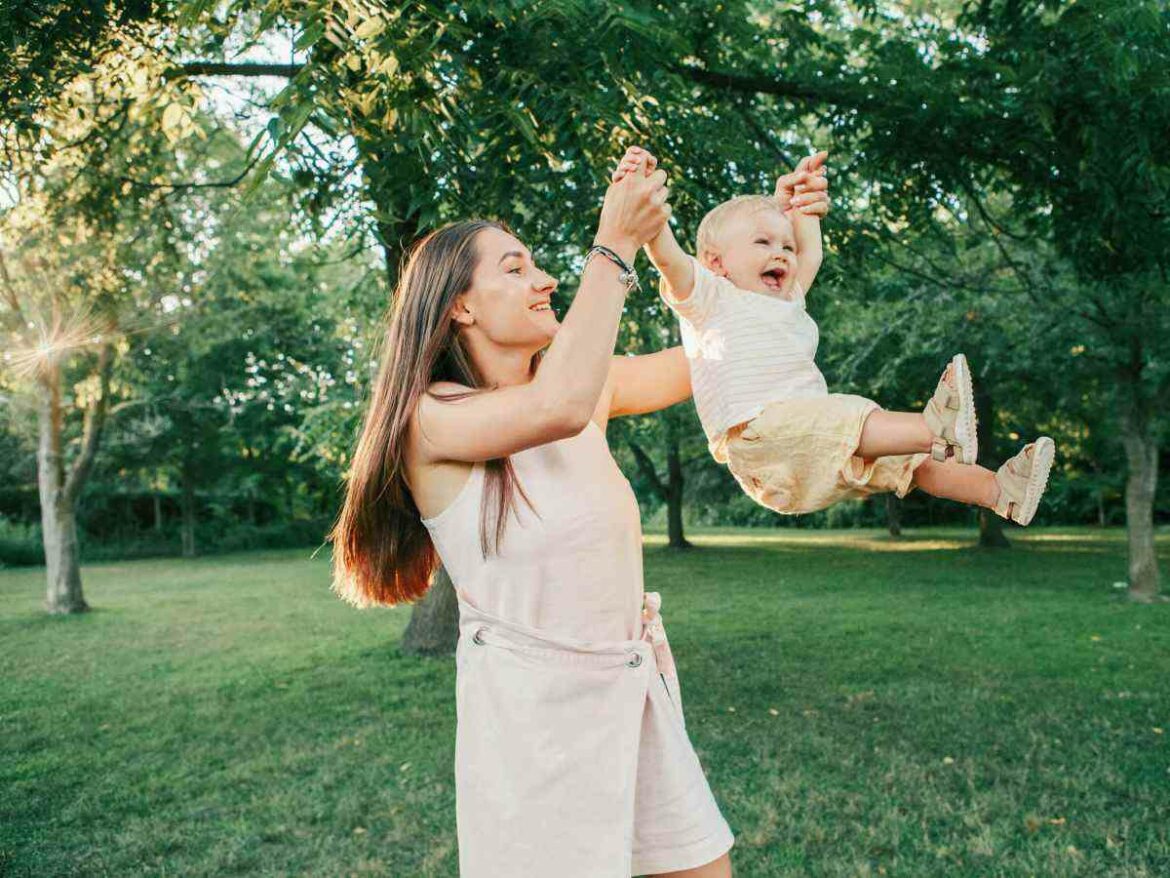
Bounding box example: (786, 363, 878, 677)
(329, 148, 827, 877)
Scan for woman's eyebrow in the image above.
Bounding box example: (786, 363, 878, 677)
(497, 250, 528, 265)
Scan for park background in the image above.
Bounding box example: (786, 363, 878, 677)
(2, 1, 1167, 876)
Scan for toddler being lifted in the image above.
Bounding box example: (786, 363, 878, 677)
(612, 146, 1055, 525)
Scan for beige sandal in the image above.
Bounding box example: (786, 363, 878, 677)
(994, 437, 1056, 526)
(922, 353, 978, 465)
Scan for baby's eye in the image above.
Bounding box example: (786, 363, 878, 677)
(755, 238, 769, 244)
(783, 244, 795, 251)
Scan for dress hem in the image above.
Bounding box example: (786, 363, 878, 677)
(631, 825, 735, 876)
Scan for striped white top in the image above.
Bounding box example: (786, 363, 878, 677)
(661, 255, 829, 463)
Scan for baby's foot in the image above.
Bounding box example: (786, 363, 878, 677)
(993, 437, 1056, 526)
(922, 353, 978, 465)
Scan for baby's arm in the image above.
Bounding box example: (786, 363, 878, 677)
(775, 151, 830, 297)
(644, 222, 695, 301)
(611, 147, 695, 300)
(789, 209, 823, 297)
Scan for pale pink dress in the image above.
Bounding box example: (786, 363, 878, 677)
(420, 419, 735, 876)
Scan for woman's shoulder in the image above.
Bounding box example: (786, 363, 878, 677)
(407, 384, 480, 522)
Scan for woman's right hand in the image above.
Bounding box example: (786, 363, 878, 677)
(594, 148, 670, 264)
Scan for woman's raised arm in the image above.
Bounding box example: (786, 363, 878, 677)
(415, 156, 671, 463)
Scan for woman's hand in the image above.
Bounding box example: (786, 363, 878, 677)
(775, 150, 830, 218)
(612, 145, 658, 183)
(595, 147, 670, 263)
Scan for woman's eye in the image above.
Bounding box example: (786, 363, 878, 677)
(508, 267, 523, 274)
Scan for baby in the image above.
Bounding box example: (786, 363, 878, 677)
(611, 146, 1055, 525)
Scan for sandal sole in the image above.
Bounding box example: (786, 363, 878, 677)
(951, 353, 979, 465)
(1015, 436, 1055, 526)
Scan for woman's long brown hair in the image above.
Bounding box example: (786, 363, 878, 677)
(328, 219, 541, 609)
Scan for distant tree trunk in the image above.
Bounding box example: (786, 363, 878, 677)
(37, 344, 112, 614)
(974, 381, 1010, 548)
(153, 493, 163, 531)
(38, 361, 86, 614)
(180, 463, 197, 557)
(1090, 459, 1107, 527)
(629, 436, 692, 550)
(665, 439, 687, 549)
(885, 494, 902, 537)
(1118, 375, 1161, 602)
(402, 563, 460, 656)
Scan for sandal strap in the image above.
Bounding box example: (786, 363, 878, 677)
(935, 380, 961, 411)
(994, 487, 1015, 520)
(923, 378, 960, 443)
(994, 443, 1036, 522)
(930, 437, 951, 462)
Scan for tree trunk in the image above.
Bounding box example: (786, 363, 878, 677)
(1118, 384, 1161, 601)
(629, 435, 692, 550)
(665, 436, 690, 549)
(37, 359, 88, 614)
(885, 494, 902, 537)
(180, 464, 197, 558)
(974, 381, 1010, 548)
(153, 493, 163, 531)
(401, 564, 460, 656)
(1091, 460, 1107, 527)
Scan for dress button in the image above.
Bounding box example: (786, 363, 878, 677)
(472, 626, 487, 645)
(627, 652, 642, 668)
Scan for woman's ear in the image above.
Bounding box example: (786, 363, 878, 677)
(449, 296, 475, 327)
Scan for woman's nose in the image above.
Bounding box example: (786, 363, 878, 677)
(536, 273, 558, 293)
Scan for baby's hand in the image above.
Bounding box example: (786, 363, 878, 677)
(612, 145, 658, 183)
(775, 150, 830, 218)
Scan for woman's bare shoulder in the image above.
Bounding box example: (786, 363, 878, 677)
(406, 384, 477, 519)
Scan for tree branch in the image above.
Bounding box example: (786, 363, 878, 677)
(673, 64, 857, 106)
(0, 249, 25, 321)
(164, 62, 304, 80)
(116, 152, 263, 192)
(63, 342, 114, 506)
(731, 99, 796, 168)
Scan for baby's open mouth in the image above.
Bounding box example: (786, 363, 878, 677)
(761, 268, 787, 289)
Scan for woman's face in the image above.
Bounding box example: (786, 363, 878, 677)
(454, 227, 560, 351)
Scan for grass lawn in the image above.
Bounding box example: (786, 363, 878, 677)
(3, 527, 1168, 877)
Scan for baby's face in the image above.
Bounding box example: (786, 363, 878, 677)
(704, 207, 798, 298)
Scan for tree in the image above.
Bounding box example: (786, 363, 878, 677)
(1, 28, 235, 610)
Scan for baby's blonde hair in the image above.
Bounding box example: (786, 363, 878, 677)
(695, 194, 786, 263)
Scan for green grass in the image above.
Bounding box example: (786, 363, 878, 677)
(3, 528, 1168, 877)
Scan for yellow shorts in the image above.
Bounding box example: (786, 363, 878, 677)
(723, 394, 930, 515)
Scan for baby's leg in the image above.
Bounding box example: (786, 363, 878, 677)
(856, 409, 934, 458)
(857, 355, 976, 462)
(912, 456, 1000, 508)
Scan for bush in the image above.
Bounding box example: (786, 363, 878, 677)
(0, 516, 44, 568)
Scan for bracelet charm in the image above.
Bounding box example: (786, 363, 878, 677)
(586, 244, 640, 293)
